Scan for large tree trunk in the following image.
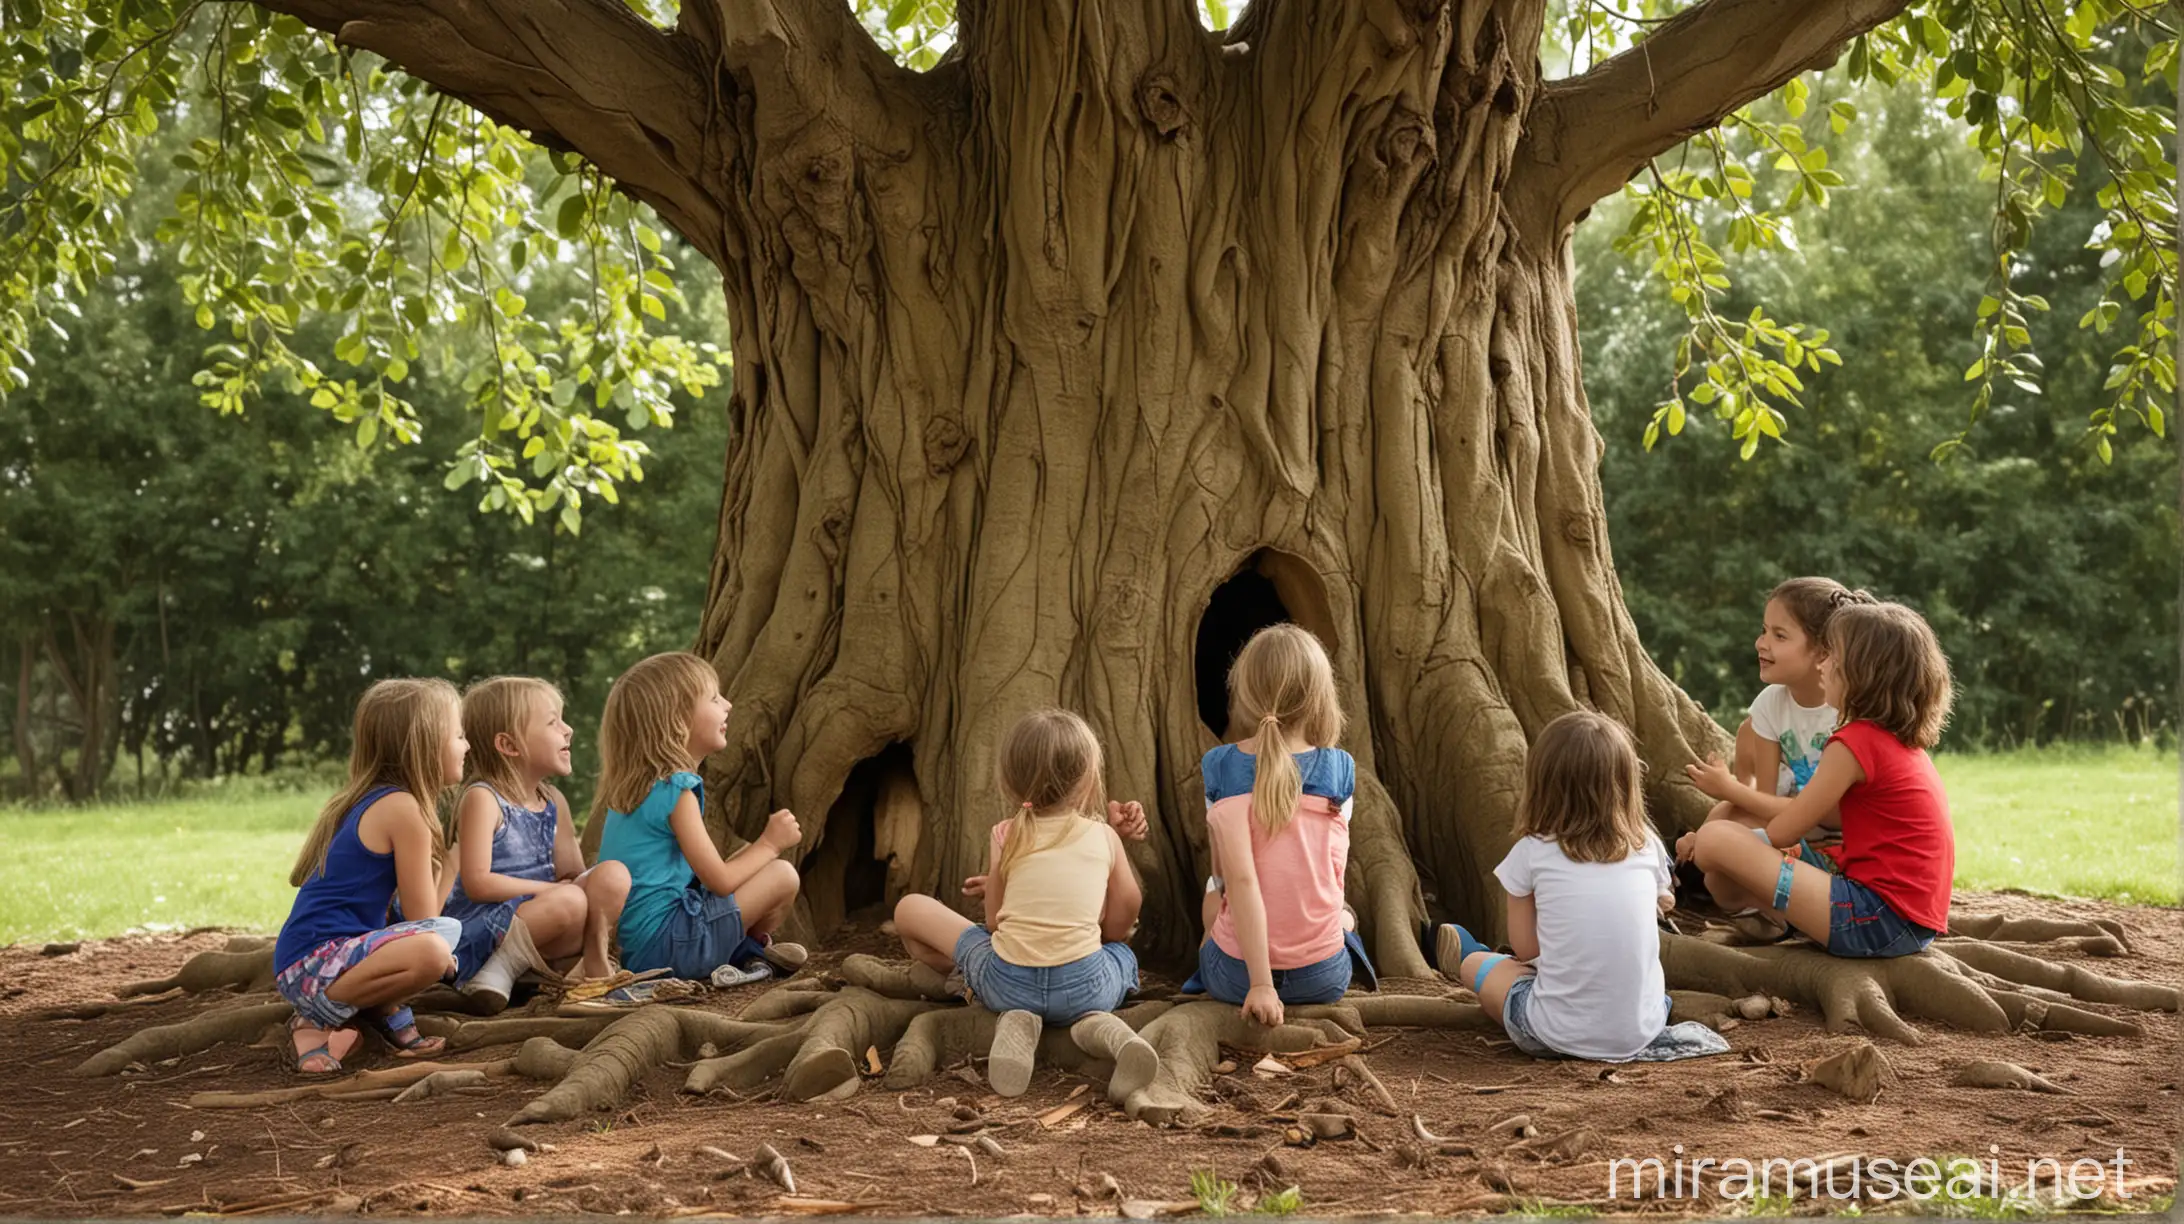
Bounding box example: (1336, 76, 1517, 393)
(276, 0, 1912, 971)
(668, 0, 1755, 974)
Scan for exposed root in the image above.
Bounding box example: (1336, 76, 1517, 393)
(1948, 913, 2131, 952)
(507, 1007, 800, 1125)
(1951, 1060, 2070, 1094)
(685, 1030, 807, 1095)
(741, 986, 838, 1022)
(391, 1069, 493, 1103)
(783, 988, 937, 1101)
(1340, 995, 1491, 1031)
(117, 946, 276, 998)
(1660, 931, 2168, 1044)
(1120, 1001, 1354, 1127)
(513, 1036, 581, 1080)
(836, 954, 959, 1001)
(1668, 991, 1740, 1029)
(440, 1014, 618, 1052)
(878, 1005, 1134, 1090)
(187, 1058, 517, 1108)
(75, 1001, 293, 1076)
(1800, 1040, 1896, 1102)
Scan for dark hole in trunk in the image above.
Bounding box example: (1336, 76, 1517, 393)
(805, 743, 916, 935)
(1193, 550, 1338, 740)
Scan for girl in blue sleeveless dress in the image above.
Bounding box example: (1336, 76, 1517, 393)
(440, 677, 630, 1008)
(273, 679, 467, 1074)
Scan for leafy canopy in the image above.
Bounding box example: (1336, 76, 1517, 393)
(0, 0, 2173, 523)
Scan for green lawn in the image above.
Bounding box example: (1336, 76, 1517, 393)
(1, 745, 2176, 944)
(1937, 743, 2178, 906)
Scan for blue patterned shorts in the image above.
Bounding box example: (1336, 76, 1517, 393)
(274, 916, 460, 1029)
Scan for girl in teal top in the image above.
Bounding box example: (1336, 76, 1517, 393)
(592, 652, 807, 982)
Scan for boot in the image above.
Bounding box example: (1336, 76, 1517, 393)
(1070, 1011, 1159, 1102)
(462, 917, 553, 1013)
(987, 1009, 1042, 1098)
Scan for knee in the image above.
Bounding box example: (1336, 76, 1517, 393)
(895, 893, 935, 925)
(401, 934, 453, 985)
(1692, 819, 1749, 868)
(765, 858, 800, 894)
(537, 883, 588, 928)
(1704, 800, 1735, 823)
(585, 860, 632, 905)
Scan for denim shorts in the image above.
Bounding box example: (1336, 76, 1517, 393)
(1196, 938, 1351, 1006)
(955, 927, 1138, 1023)
(275, 916, 461, 1030)
(1827, 874, 1937, 958)
(1501, 976, 1674, 1060)
(628, 884, 760, 979)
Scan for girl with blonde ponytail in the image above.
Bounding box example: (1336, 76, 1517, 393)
(272, 678, 467, 1075)
(891, 709, 1158, 1100)
(1194, 625, 1373, 1027)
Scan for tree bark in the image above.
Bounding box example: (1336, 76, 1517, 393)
(250, 0, 1903, 965)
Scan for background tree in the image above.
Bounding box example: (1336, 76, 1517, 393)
(2, 0, 2175, 970)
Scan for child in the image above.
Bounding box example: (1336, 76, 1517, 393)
(1196, 624, 1374, 1028)
(1686, 578, 1870, 849)
(1434, 711, 1678, 1060)
(1678, 601, 1954, 958)
(442, 677, 632, 1010)
(273, 678, 466, 1075)
(892, 709, 1155, 1099)
(594, 653, 807, 984)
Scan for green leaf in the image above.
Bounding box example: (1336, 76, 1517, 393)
(555, 193, 587, 239)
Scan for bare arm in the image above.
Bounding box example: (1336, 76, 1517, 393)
(452, 787, 536, 904)
(1759, 742, 1863, 848)
(1098, 827, 1142, 944)
(1210, 814, 1274, 992)
(1505, 893, 1540, 963)
(668, 792, 790, 898)
(366, 794, 444, 923)
(547, 786, 587, 880)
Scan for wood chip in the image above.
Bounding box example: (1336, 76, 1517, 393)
(774, 1197, 869, 1214)
(1036, 1098, 1090, 1129)
(1251, 1055, 1294, 1078)
(907, 1135, 941, 1147)
(1286, 1039, 1362, 1069)
(864, 1046, 884, 1076)
(113, 1175, 174, 1192)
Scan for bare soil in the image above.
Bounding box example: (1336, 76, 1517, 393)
(1, 894, 2177, 1218)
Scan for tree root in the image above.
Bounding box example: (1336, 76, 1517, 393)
(741, 986, 839, 1022)
(439, 1014, 618, 1052)
(1340, 995, 1491, 1031)
(1668, 991, 1740, 1029)
(117, 945, 276, 998)
(875, 1004, 1154, 1091)
(1948, 913, 2131, 952)
(836, 954, 959, 1001)
(75, 1001, 293, 1076)
(1661, 931, 2168, 1044)
(507, 1007, 803, 1125)
(1119, 1001, 1363, 1127)
(1951, 1060, 2070, 1094)
(684, 1030, 809, 1095)
(186, 1057, 517, 1109)
(783, 988, 937, 1101)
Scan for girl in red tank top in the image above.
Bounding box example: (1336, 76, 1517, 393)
(1678, 601, 1955, 959)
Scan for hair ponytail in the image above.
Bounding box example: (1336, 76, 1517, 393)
(1227, 625, 1342, 838)
(992, 710, 1104, 889)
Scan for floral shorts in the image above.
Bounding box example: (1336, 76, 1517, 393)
(274, 916, 460, 1029)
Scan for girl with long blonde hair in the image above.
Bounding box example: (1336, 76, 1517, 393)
(1194, 624, 1373, 1028)
(272, 678, 467, 1075)
(1433, 711, 1684, 1061)
(891, 709, 1156, 1100)
(593, 653, 806, 985)
(437, 677, 632, 1010)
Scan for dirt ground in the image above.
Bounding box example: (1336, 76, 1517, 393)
(1, 893, 2177, 1219)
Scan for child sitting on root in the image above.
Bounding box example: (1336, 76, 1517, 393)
(890, 709, 1158, 1099)
(438, 677, 632, 1010)
(1678, 601, 1955, 959)
(1432, 711, 1679, 1061)
(594, 652, 807, 985)
(273, 679, 466, 1074)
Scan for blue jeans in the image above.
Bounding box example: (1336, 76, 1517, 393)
(1827, 874, 1937, 958)
(1502, 977, 1674, 1060)
(1196, 939, 1351, 1006)
(955, 927, 1138, 1023)
(628, 884, 761, 979)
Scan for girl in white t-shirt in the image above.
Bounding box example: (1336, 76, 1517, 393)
(1430, 711, 1675, 1061)
(1685, 578, 1872, 848)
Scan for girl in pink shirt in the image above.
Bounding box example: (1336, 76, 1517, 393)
(1195, 625, 1374, 1027)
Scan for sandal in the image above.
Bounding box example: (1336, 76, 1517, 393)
(366, 1005, 446, 1058)
(285, 1017, 348, 1077)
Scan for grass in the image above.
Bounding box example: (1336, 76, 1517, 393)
(1936, 743, 2178, 906)
(0, 788, 314, 944)
(0, 744, 2174, 944)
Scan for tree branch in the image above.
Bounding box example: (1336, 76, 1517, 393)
(255, 0, 729, 261)
(1508, 0, 1911, 238)
(679, 0, 910, 147)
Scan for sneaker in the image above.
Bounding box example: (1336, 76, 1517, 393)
(711, 962, 772, 988)
(758, 935, 808, 974)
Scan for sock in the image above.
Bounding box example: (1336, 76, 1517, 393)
(987, 1010, 1042, 1098)
(1070, 1012, 1159, 1102)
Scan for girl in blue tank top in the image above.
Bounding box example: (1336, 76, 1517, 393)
(273, 679, 468, 1075)
(439, 677, 631, 1009)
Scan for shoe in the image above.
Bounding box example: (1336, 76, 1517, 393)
(756, 934, 808, 974)
(462, 917, 554, 1013)
(711, 962, 772, 988)
(987, 1009, 1041, 1098)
